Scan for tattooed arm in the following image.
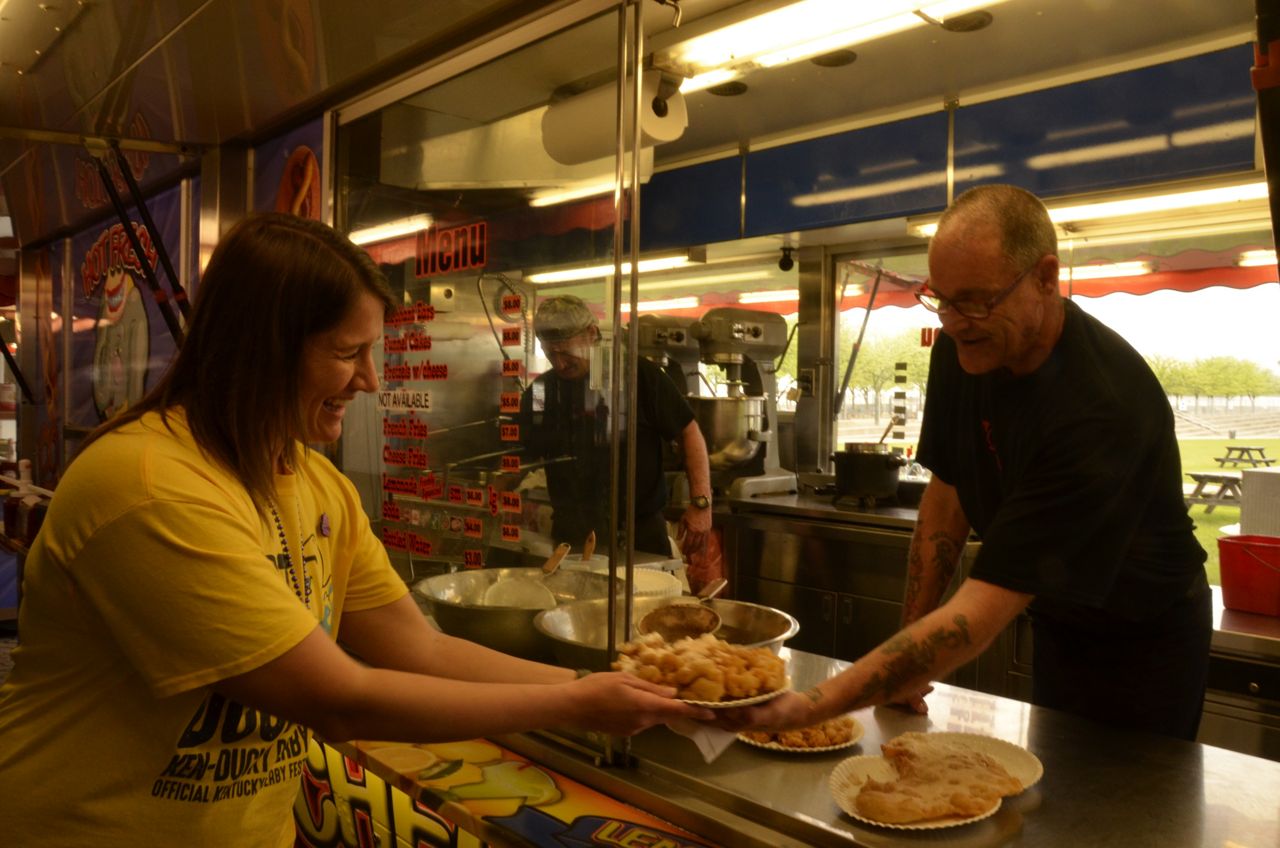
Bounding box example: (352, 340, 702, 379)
(890, 477, 974, 712)
(714, 579, 1032, 732)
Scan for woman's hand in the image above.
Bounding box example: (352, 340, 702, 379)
(569, 672, 715, 736)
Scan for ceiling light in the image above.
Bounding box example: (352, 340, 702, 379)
(1238, 249, 1277, 267)
(679, 68, 740, 94)
(529, 180, 616, 207)
(525, 253, 698, 285)
(660, 0, 1012, 81)
(909, 179, 1270, 237)
(1065, 261, 1151, 280)
(639, 270, 774, 292)
(620, 296, 700, 313)
(348, 214, 434, 245)
(739, 288, 800, 304)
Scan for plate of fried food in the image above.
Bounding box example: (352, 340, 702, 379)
(613, 632, 789, 706)
(738, 715, 864, 753)
(828, 731, 1042, 830)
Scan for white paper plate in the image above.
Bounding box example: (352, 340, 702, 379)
(737, 716, 864, 753)
(829, 732, 1042, 830)
(829, 755, 1002, 830)
(923, 732, 1044, 789)
(680, 679, 791, 708)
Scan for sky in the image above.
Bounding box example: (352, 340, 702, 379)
(854, 283, 1280, 374)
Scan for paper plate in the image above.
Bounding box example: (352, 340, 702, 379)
(680, 680, 791, 708)
(829, 755, 1002, 830)
(737, 716, 863, 753)
(923, 732, 1044, 789)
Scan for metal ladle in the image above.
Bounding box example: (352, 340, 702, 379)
(636, 577, 729, 642)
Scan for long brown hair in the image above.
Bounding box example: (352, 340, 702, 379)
(79, 213, 394, 510)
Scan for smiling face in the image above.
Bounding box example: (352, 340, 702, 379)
(927, 218, 1062, 376)
(540, 326, 598, 380)
(298, 291, 384, 443)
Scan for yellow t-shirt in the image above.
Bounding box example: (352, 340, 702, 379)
(0, 410, 406, 847)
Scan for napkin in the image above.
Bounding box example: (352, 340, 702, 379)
(666, 719, 738, 763)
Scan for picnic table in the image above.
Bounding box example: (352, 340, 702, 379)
(1215, 445, 1276, 468)
(1185, 471, 1243, 512)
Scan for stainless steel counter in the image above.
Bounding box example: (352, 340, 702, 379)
(506, 649, 1280, 847)
(729, 491, 920, 531)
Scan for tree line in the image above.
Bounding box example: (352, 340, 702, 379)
(778, 324, 1280, 418)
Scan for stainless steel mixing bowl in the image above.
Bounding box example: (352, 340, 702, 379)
(413, 568, 613, 661)
(534, 596, 800, 671)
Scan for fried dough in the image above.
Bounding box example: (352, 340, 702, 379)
(853, 732, 1023, 824)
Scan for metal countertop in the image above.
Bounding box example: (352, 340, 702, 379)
(612, 649, 1280, 847)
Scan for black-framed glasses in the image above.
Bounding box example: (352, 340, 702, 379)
(914, 266, 1037, 320)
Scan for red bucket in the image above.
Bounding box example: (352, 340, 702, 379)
(1218, 535, 1280, 617)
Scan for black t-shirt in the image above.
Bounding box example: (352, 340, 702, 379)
(917, 299, 1205, 628)
(519, 355, 694, 546)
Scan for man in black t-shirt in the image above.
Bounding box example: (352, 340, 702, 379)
(518, 296, 713, 557)
(717, 185, 1210, 741)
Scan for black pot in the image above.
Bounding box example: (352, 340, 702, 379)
(831, 443, 908, 499)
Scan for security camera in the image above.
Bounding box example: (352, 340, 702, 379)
(778, 247, 795, 272)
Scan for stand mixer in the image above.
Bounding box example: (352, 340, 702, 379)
(635, 314, 702, 394)
(685, 307, 796, 500)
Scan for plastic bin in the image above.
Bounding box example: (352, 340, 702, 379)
(1218, 535, 1280, 617)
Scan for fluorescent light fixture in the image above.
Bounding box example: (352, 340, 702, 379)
(1238, 249, 1277, 267)
(909, 179, 1270, 237)
(1049, 181, 1269, 224)
(348, 214, 434, 245)
(739, 288, 800, 304)
(529, 180, 616, 207)
(662, 0, 1012, 80)
(1065, 261, 1151, 280)
(679, 68, 741, 94)
(526, 254, 696, 285)
(640, 270, 774, 292)
(620, 296, 700, 313)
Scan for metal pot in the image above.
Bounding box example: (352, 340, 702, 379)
(413, 568, 613, 661)
(688, 395, 764, 471)
(831, 442, 908, 499)
(534, 596, 800, 672)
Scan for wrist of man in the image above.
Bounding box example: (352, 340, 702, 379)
(690, 494, 711, 510)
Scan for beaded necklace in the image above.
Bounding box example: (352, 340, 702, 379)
(268, 498, 311, 609)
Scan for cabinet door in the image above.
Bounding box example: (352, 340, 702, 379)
(739, 576, 836, 658)
(834, 594, 901, 663)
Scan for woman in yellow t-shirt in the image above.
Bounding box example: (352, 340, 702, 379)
(0, 213, 711, 848)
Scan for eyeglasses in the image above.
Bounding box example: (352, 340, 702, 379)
(914, 265, 1037, 320)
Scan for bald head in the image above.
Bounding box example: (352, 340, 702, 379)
(936, 184, 1058, 272)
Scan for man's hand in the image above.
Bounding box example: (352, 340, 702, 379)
(886, 685, 934, 715)
(710, 690, 820, 734)
(678, 506, 711, 558)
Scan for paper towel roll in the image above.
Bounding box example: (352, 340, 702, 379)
(541, 69, 688, 166)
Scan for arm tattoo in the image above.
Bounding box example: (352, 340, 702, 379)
(902, 531, 962, 623)
(851, 614, 973, 707)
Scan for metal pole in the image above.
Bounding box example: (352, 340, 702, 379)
(90, 154, 185, 346)
(109, 139, 191, 318)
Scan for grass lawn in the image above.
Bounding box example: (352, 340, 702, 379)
(1178, 438, 1280, 585)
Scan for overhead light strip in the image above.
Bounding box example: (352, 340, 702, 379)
(526, 254, 697, 284)
(348, 214, 434, 246)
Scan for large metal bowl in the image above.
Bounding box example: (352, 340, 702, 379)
(413, 568, 613, 661)
(534, 596, 800, 672)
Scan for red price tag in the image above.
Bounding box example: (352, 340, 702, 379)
(500, 423, 520, 441)
(501, 327, 521, 346)
(463, 550, 483, 569)
(463, 517, 483, 539)
(499, 392, 520, 413)
(501, 524, 520, 542)
(502, 359, 522, 378)
(501, 455, 521, 472)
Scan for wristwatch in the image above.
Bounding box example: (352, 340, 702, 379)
(691, 494, 711, 509)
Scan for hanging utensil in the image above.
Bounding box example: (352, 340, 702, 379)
(542, 542, 572, 576)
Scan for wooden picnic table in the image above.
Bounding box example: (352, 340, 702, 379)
(1185, 471, 1243, 512)
(1216, 445, 1277, 468)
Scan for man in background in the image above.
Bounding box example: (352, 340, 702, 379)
(519, 295, 713, 560)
